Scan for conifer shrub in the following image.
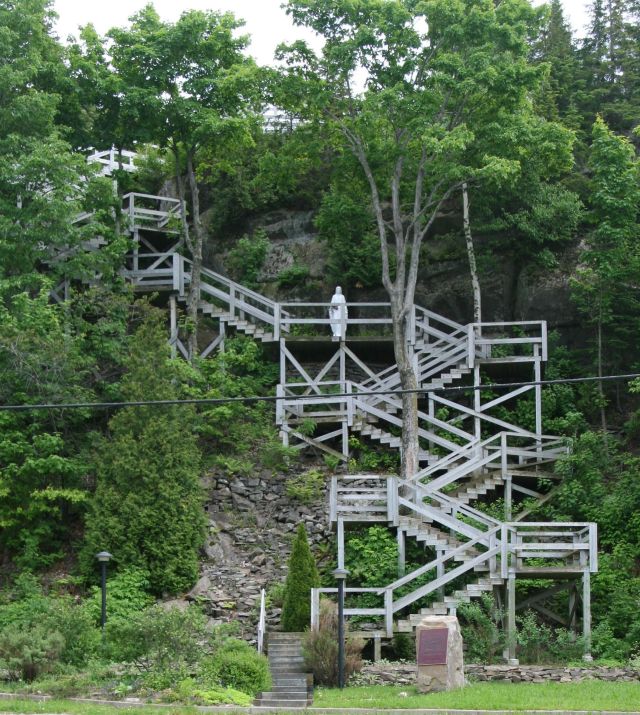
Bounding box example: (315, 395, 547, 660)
(281, 524, 320, 632)
(82, 313, 206, 595)
(0, 623, 65, 681)
(302, 599, 364, 686)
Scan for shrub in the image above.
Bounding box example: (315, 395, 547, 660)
(281, 524, 320, 632)
(107, 604, 208, 675)
(85, 567, 153, 626)
(302, 599, 364, 686)
(0, 574, 100, 669)
(0, 623, 65, 681)
(173, 677, 253, 706)
(226, 231, 270, 289)
(277, 264, 309, 289)
(286, 469, 325, 504)
(458, 594, 505, 663)
(200, 639, 270, 696)
(516, 611, 585, 664)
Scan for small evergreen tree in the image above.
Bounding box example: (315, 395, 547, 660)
(281, 524, 320, 632)
(82, 310, 206, 595)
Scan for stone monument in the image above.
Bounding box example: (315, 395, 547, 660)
(415, 615, 465, 692)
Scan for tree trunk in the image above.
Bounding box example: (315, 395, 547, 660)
(390, 294, 419, 480)
(462, 182, 482, 325)
(185, 150, 204, 361)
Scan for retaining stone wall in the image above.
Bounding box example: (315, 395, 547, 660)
(355, 662, 640, 686)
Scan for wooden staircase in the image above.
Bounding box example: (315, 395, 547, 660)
(60, 149, 598, 660)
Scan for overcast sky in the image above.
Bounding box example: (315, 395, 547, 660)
(53, 0, 593, 65)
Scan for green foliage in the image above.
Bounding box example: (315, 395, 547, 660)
(82, 312, 206, 596)
(200, 639, 270, 696)
(0, 574, 100, 673)
(171, 677, 253, 706)
(315, 182, 382, 288)
(281, 524, 320, 632)
(85, 568, 153, 625)
(344, 526, 398, 588)
(516, 611, 584, 664)
(106, 605, 209, 676)
(286, 468, 325, 504)
(458, 594, 505, 664)
(276, 264, 310, 289)
(347, 437, 399, 473)
(226, 230, 270, 289)
(0, 623, 65, 682)
(302, 598, 364, 686)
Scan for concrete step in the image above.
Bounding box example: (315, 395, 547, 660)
(268, 643, 302, 656)
(257, 691, 310, 701)
(271, 677, 309, 687)
(254, 698, 311, 708)
(269, 656, 305, 666)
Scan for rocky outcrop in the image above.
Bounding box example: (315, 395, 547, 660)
(188, 468, 332, 638)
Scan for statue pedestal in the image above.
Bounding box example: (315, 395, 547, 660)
(415, 615, 465, 692)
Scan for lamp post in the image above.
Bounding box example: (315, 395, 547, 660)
(96, 551, 113, 641)
(332, 567, 349, 689)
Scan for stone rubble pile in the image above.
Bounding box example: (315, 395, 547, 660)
(184, 469, 331, 637)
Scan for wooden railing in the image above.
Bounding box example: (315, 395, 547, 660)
(87, 148, 138, 175)
(318, 477, 597, 636)
(468, 321, 547, 367)
(257, 588, 266, 654)
(123, 193, 182, 233)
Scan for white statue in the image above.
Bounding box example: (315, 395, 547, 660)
(329, 286, 348, 340)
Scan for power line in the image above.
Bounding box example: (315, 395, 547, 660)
(1, 372, 639, 413)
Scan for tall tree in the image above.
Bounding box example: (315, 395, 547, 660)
(578, 0, 640, 136)
(276, 0, 553, 477)
(82, 311, 206, 595)
(107, 6, 261, 359)
(0, 0, 120, 291)
(571, 117, 640, 430)
(532, 0, 579, 123)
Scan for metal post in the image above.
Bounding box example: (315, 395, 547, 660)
(583, 569, 592, 661)
(96, 551, 112, 643)
(507, 572, 518, 664)
(101, 562, 107, 636)
(332, 568, 349, 689)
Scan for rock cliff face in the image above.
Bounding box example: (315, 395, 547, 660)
(206, 208, 581, 337)
(182, 467, 332, 639)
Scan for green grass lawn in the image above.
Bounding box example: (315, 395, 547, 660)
(0, 698, 205, 715)
(313, 681, 640, 711)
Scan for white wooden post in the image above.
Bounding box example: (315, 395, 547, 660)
(310, 589, 320, 630)
(337, 518, 345, 569)
(467, 323, 475, 369)
(397, 529, 406, 577)
(384, 588, 393, 637)
(274, 304, 281, 341)
(534, 343, 542, 442)
(436, 548, 445, 601)
(169, 295, 178, 359)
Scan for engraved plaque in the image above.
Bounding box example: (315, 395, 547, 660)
(417, 628, 449, 665)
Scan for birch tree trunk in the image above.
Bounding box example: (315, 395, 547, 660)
(462, 182, 482, 325)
